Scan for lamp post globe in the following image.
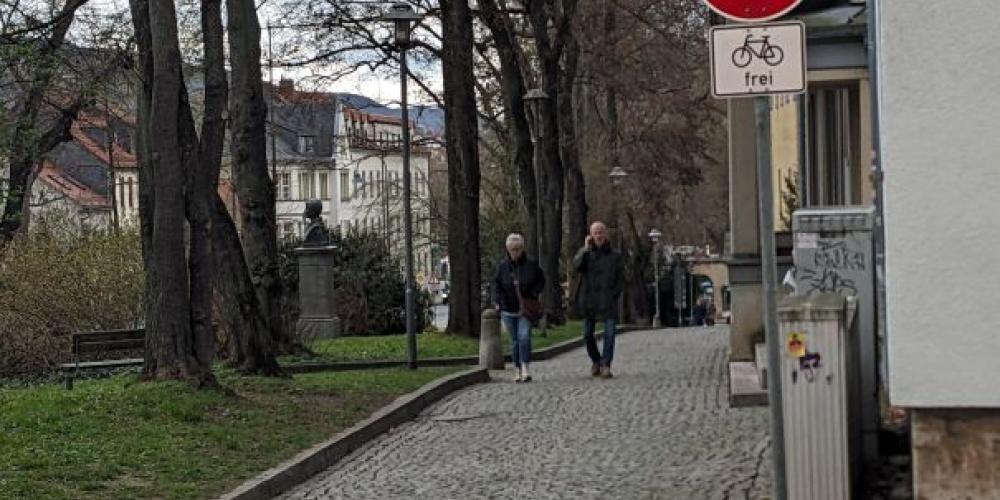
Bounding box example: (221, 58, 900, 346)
(523, 89, 549, 138)
(384, 3, 421, 47)
(608, 164, 629, 186)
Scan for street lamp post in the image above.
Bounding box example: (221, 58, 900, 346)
(608, 164, 629, 322)
(523, 88, 548, 337)
(384, 3, 422, 370)
(649, 228, 662, 328)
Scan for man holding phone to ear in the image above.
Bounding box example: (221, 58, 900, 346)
(572, 221, 624, 378)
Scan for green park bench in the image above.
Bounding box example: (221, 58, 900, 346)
(60, 328, 145, 390)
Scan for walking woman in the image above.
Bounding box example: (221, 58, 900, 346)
(492, 233, 546, 383)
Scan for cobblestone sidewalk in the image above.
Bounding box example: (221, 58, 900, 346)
(281, 326, 773, 500)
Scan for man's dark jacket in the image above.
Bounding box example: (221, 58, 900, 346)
(572, 242, 624, 320)
(492, 253, 546, 314)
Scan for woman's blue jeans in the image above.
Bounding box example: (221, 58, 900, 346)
(501, 311, 532, 368)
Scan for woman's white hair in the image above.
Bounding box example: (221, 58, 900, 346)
(505, 233, 525, 249)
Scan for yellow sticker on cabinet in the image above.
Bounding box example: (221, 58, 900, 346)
(786, 332, 806, 358)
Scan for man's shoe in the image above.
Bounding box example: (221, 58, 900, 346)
(600, 366, 613, 378)
(521, 365, 532, 383)
(513, 371, 523, 383)
(591, 363, 601, 377)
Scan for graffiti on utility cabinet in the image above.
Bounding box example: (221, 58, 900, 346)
(796, 236, 866, 296)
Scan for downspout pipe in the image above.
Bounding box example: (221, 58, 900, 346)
(866, 0, 890, 396)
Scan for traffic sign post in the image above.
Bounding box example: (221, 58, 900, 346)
(703, 0, 803, 23)
(710, 21, 806, 98)
(704, 4, 804, 500)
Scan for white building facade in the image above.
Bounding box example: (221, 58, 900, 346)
(268, 82, 438, 283)
(876, 0, 1000, 495)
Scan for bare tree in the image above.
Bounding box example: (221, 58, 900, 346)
(440, 0, 481, 337)
(477, 0, 538, 256)
(527, 0, 579, 325)
(227, 0, 290, 355)
(572, 0, 727, 322)
(0, 0, 96, 248)
(129, 0, 228, 384)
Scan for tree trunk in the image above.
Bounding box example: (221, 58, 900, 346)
(226, 0, 288, 351)
(528, 0, 568, 325)
(129, 0, 157, 354)
(624, 211, 651, 324)
(560, 31, 588, 290)
(441, 0, 482, 338)
(143, 0, 206, 382)
(184, 0, 227, 370)
(479, 0, 538, 256)
(212, 194, 282, 374)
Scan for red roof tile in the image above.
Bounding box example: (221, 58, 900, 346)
(36, 161, 110, 208)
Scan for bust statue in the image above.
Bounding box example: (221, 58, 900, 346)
(302, 199, 330, 246)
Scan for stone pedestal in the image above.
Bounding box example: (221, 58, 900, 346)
(295, 245, 340, 343)
(479, 309, 503, 369)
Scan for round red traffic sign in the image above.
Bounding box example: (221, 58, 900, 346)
(703, 0, 803, 23)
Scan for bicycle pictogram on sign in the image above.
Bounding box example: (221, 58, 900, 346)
(731, 34, 785, 68)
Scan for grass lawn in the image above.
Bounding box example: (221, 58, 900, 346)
(0, 366, 463, 500)
(295, 320, 584, 363)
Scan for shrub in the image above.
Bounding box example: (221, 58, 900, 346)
(0, 227, 144, 376)
(279, 228, 427, 338)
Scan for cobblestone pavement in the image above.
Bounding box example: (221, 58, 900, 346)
(281, 326, 772, 500)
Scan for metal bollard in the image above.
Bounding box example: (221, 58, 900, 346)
(479, 308, 504, 369)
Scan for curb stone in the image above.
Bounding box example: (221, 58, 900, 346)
(216, 367, 490, 500)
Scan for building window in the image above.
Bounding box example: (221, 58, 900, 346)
(277, 173, 291, 200)
(298, 135, 315, 154)
(319, 172, 329, 200)
(805, 85, 860, 207)
(127, 178, 134, 209)
(281, 221, 296, 240)
(299, 172, 315, 199)
(340, 171, 351, 201)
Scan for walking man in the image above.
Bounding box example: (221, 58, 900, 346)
(573, 222, 624, 378)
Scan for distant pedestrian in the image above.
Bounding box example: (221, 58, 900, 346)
(573, 222, 624, 378)
(694, 297, 707, 326)
(706, 300, 717, 327)
(492, 233, 545, 383)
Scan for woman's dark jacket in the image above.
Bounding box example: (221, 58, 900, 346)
(572, 242, 624, 320)
(492, 253, 546, 314)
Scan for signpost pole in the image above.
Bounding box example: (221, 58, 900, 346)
(705, 3, 801, 497)
(755, 95, 787, 500)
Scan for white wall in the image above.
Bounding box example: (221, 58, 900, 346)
(878, 0, 1000, 407)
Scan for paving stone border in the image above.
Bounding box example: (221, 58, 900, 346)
(217, 367, 491, 500)
(283, 325, 651, 374)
